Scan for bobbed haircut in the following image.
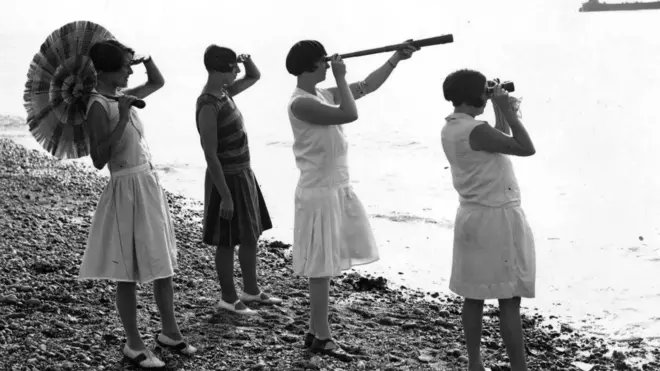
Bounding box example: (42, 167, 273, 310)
(204, 45, 237, 73)
(285, 40, 327, 76)
(89, 39, 135, 73)
(443, 69, 487, 108)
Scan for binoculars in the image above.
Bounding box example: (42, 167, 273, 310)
(486, 79, 515, 95)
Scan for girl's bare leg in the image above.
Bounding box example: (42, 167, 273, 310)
(463, 298, 486, 371)
(116, 282, 145, 350)
(498, 297, 528, 371)
(309, 277, 331, 339)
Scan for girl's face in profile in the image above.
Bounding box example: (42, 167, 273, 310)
(313, 57, 329, 82)
(112, 53, 134, 88)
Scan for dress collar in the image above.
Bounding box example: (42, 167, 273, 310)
(445, 112, 474, 121)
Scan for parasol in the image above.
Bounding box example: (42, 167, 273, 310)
(23, 20, 115, 160)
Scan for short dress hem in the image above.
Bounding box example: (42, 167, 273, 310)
(292, 183, 380, 279)
(449, 281, 536, 300)
(78, 164, 178, 284)
(76, 273, 174, 285)
(202, 167, 272, 248)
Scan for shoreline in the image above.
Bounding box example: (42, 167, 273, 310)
(0, 131, 657, 369)
(3, 113, 658, 344)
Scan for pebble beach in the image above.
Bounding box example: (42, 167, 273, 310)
(1, 115, 659, 370)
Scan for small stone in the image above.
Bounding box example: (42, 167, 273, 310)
(434, 319, 455, 329)
(418, 354, 433, 363)
(377, 317, 397, 326)
(251, 359, 267, 370)
(401, 322, 417, 330)
(389, 355, 402, 362)
(0, 294, 19, 304)
(457, 355, 468, 363)
(310, 355, 322, 366)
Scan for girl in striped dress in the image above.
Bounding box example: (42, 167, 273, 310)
(79, 40, 196, 369)
(196, 45, 280, 316)
(441, 69, 536, 371)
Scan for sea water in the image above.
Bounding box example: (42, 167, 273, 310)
(1, 0, 659, 343)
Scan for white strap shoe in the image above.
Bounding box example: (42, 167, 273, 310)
(155, 333, 197, 356)
(122, 345, 165, 369)
(240, 291, 283, 305)
(217, 298, 258, 316)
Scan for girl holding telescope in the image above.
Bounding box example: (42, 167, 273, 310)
(284, 39, 418, 357)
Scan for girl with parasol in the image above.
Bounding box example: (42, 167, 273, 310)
(284, 40, 418, 356)
(195, 45, 280, 316)
(441, 69, 536, 371)
(77, 40, 197, 368)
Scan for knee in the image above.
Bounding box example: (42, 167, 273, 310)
(238, 239, 258, 252)
(464, 298, 485, 307)
(215, 244, 236, 257)
(309, 277, 331, 284)
(153, 277, 173, 288)
(117, 281, 137, 292)
(498, 296, 522, 310)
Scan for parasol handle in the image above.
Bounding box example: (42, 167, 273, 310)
(326, 34, 454, 61)
(102, 95, 146, 109)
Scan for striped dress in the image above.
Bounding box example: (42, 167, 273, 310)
(195, 89, 272, 248)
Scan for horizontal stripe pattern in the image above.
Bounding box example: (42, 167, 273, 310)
(196, 91, 250, 173)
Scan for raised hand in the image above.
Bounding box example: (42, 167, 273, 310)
(329, 54, 346, 79)
(118, 94, 138, 120)
(237, 54, 251, 63)
(130, 53, 151, 66)
(393, 39, 420, 62)
(491, 85, 514, 112)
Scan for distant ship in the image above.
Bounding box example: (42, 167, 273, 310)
(579, 0, 660, 11)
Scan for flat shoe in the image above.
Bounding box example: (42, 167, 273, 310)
(155, 332, 197, 356)
(122, 345, 165, 370)
(239, 291, 283, 305)
(303, 332, 315, 348)
(310, 338, 353, 362)
(217, 298, 258, 316)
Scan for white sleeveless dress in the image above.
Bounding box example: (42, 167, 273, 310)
(441, 112, 536, 300)
(78, 91, 177, 283)
(287, 87, 379, 278)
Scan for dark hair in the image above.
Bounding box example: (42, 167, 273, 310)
(286, 40, 327, 76)
(204, 45, 237, 73)
(443, 69, 487, 108)
(88, 39, 134, 73)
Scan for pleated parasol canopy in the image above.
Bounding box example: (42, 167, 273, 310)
(23, 20, 115, 159)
